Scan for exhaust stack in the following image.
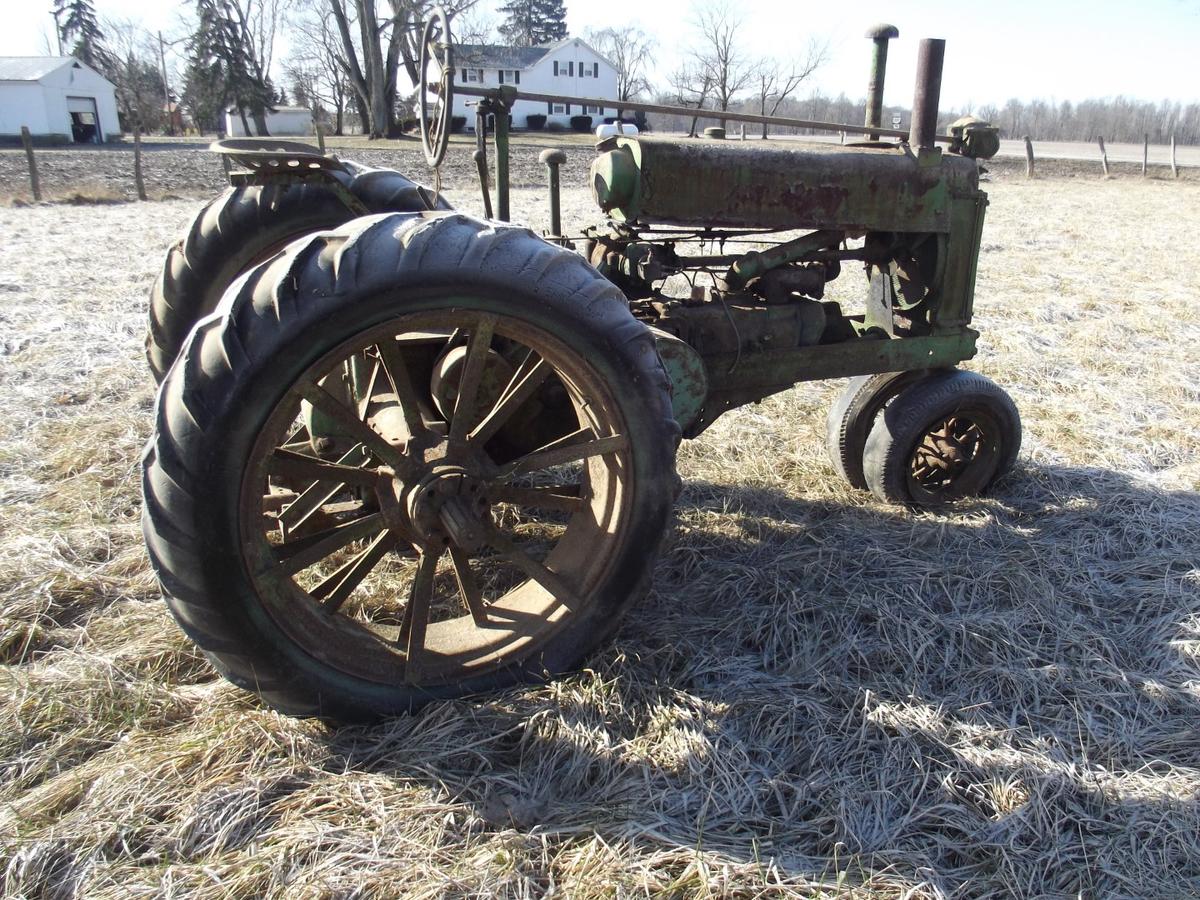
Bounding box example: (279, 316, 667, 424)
(910, 38, 946, 150)
(864, 24, 899, 140)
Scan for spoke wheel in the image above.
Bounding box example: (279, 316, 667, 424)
(862, 369, 1021, 508)
(244, 311, 633, 687)
(825, 369, 935, 490)
(419, 8, 454, 168)
(142, 212, 678, 721)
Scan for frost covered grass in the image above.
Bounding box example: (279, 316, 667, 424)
(0, 177, 1198, 897)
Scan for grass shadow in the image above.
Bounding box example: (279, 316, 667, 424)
(320, 462, 1200, 895)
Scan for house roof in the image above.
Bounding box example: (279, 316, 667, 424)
(455, 38, 615, 72)
(0, 56, 77, 82)
(454, 44, 550, 70)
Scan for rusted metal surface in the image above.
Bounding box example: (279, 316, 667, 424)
(538, 148, 567, 238)
(592, 136, 979, 232)
(910, 39, 946, 151)
(864, 24, 900, 140)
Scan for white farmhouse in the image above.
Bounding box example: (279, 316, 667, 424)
(0, 56, 120, 143)
(451, 38, 619, 129)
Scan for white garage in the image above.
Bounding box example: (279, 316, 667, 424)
(0, 56, 120, 143)
(224, 106, 314, 137)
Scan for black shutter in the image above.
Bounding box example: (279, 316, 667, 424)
(460, 68, 466, 81)
(568, 61, 574, 76)
(553, 61, 558, 76)
(498, 70, 504, 84)
(593, 63, 598, 78)
(515, 70, 520, 84)
(565, 103, 570, 114)
(547, 101, 552, 113)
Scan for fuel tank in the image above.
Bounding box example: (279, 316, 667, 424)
(590, 136, 981, 233)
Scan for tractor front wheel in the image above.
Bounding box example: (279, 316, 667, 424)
(861, 370, 1021, 507)
(825, 370, 935, 489)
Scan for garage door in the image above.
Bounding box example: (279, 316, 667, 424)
(67, 96, 97, 114)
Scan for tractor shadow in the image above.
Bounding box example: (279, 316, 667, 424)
(322, 462, 1200, 893)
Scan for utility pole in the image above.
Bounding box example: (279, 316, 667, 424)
(158, 31, 174, 136)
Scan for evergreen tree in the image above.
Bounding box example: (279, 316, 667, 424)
(498, 0, 567, 47)
(53, 0, 105, 67)
(189, 0, 275, 135)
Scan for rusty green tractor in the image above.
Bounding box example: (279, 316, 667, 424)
(142, 13, 1018, 721)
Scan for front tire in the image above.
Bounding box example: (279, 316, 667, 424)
(825, 370, 933, 489)
(142, 213, 679, 722)
(862, 370, 1021, 507)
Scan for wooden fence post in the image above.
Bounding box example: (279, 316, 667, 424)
(1142, 133, 1149, 177)
(316, 122, 326, 154)
(1098, 136, 1109, 177)
(133, 124, 147, 201)
(20, 126, 42, 202)
(1170, 134, 1178, 179)
(1023, 135, 1034, 178)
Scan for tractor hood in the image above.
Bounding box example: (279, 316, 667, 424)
(590, 136, 982, 233)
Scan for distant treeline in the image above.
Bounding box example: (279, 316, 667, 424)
(646, 93, 1200, 144)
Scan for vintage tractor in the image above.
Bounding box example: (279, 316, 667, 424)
(142, 13, 1018, 721)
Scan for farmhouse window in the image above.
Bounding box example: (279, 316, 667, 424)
(552, 103, 566, 114)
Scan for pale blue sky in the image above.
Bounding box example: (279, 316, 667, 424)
(3, 1, 1197, 108)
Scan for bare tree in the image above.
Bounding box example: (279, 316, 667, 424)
(753, 39, 827, 138)
(288, 2, 353, 133)
(668, 60, 713, 138)
(102, 17, 168, 131)
(454, 3, 498, 44)
(325, 0, 471, 139)
(691, 1, 756, 128)
(584, 25, 654, 104)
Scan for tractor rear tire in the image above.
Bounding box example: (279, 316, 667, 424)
(825, 369, 934, 489)
(142, 212, 680, 722)
(145, 168, 449, 382)
(862, 369, 1021, 507)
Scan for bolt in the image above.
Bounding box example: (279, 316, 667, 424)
(539, 147, 567, 239)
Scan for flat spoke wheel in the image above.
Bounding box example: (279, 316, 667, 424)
(862, 369, 1021, 508)
(245, 311, 633, 688)
(419, 8, 454, 168)
(825, 369, 934, 489)
(142, 213, 677, 721)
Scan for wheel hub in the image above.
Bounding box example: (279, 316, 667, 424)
(400, 465, 492, 551)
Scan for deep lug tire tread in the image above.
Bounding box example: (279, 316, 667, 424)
(146, 168, 448, 382)
(142, 212, 680, 721)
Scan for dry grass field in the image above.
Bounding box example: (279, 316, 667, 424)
(1, 173, 1198, 898)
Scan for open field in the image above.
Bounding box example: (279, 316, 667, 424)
(1, 175, 1199, 897)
